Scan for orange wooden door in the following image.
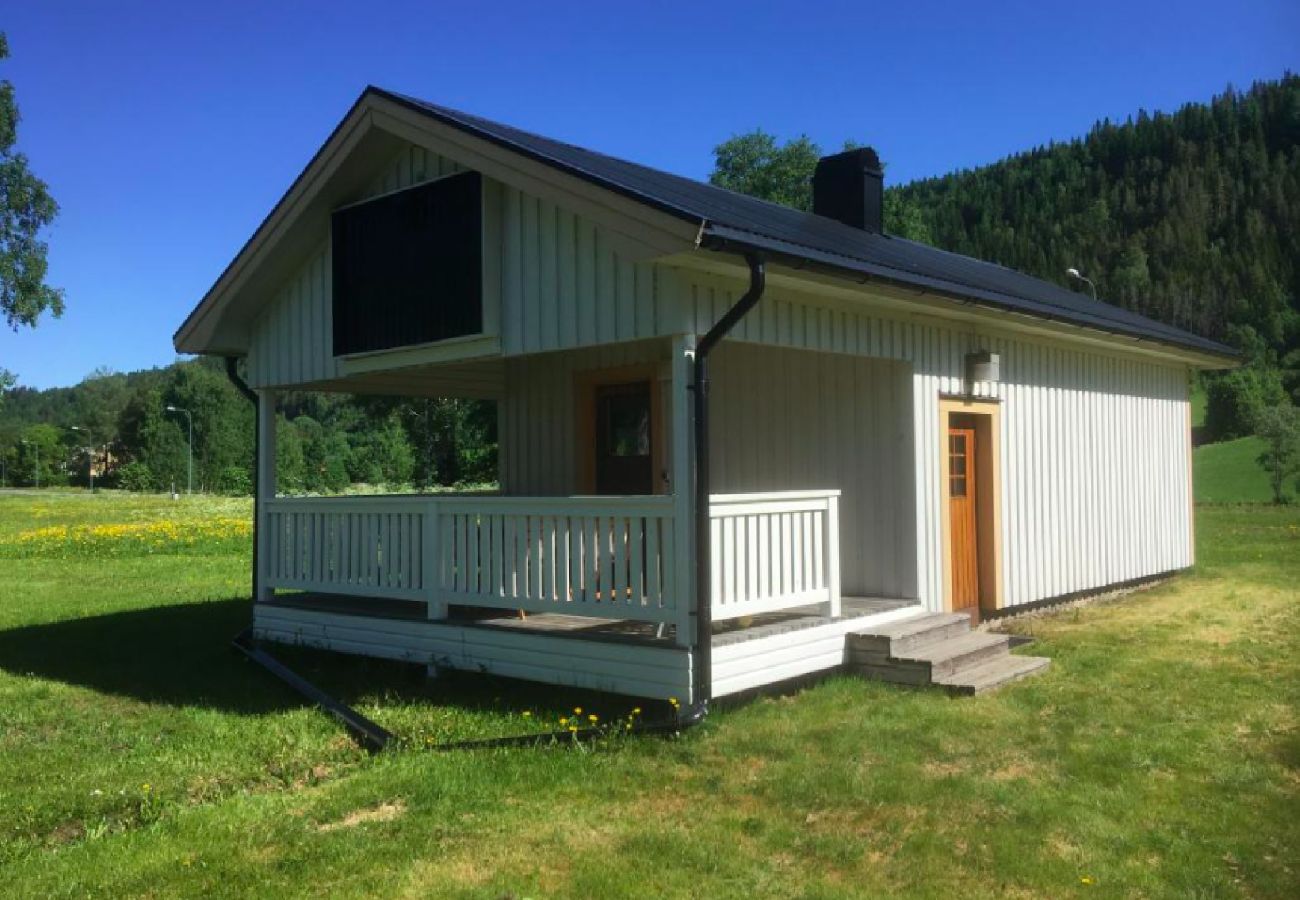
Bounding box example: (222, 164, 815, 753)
(948, 427, 979, 610)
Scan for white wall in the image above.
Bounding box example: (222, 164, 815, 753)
(680, 270, 1194, 612)
(245, 139, 676, 389)
(246, 143, 466, 389)
(707, 343, 917, 599)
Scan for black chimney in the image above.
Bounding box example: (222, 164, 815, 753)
(812, 147, 884, 233)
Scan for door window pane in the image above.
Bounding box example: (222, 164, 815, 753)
(604, 394, 650, 457)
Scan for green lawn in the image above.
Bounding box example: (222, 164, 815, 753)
(1194, 436, 1276, 503)
(0, 491, 1297, 898)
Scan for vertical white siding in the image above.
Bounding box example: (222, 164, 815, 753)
(247, 144, 466, 389)
(681, 270, 1193, 611)
(245, 137, 683, 388)
(707, 343, 916, 599)
(908, 331, 1191, 611)
(247, 242, 336, 387)
(495, 185, 674, 355)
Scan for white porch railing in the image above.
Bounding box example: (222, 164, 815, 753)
(262, 495, 681, 626)
(708, 490, 842, 622)
(265, 497, 429, 601)
(433, 496, 679, 624)
(262, 489, 841, 631)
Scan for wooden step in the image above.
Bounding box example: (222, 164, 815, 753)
(892, 631, 1011, 679)
(935, 654, 1051, 695)
(846, 612, 971, 662)
(850, 631, 1010, 685)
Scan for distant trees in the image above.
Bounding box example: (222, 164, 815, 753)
(708, 132, 933, 241)
(1254, 404, 1300, 503)
(1205, 365, 1288, 442)
(0, 357, 498, 494)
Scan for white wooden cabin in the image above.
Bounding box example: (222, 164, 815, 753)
(175, 88, 1234, 706)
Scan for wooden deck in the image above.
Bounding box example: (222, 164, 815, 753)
(253, 594, 921, 701)
(262, 593, 916, 649)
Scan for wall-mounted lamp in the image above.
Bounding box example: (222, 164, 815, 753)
(965, 350, 1000, 394)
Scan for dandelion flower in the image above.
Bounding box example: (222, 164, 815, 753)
(573, 706, 582, 715)
(522, 711, 532, 718)
(588, 714, 598, 723)
(1080, 876, 1094, 885)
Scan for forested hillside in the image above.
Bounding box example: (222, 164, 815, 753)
(891, 75, 1300, 366)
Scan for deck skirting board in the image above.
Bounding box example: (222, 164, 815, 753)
(253, 605, 692, 699)
(711, 604, 920, 697)
(253, 600, 922, 702)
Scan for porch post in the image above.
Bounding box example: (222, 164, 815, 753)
(425, 499, 446, 621)
(670, 335, 696, 651)
(826, 493, 842, 618)
(255, 389, 277, 602)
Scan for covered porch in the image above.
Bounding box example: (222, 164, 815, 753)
(251, 489, 922, 700)
(248, 335, 921, 703)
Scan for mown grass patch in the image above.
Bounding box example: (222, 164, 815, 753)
(1194, 436, 1276, 503)
(0, 492, 1296, 898)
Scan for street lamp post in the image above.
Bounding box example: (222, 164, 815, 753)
(165, 405, 193, 495)
(70, 426, 94, 492)
(1066, 267, 1098, 301)
(20, 439, 38, 489)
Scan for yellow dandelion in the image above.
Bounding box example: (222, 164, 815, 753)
(587, 714, 598, 723)
(1080, 876, 1093, 885)
(559, 717, 569, 726)
(573, 706, 582, 715)
(522, 711, 532, 718)
(632, 707, 642, 716)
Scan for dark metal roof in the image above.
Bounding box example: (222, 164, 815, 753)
(377, 87, 1235, 360)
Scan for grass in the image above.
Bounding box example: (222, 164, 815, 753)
(1191, 380, 1207, 428)
(0, 491, 1296, 898)
(1194, 436, 1276, 503)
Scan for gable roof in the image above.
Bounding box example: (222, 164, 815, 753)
(375, 88, 1234, 361)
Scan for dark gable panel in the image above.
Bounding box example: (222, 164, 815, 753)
(332, 171, 483, 356)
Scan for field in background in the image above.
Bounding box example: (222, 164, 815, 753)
(0, 491, 1296, 898)
(1188, 380, 1284, 504)
(1194, 436, 1275, 503)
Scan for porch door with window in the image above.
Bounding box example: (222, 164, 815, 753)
(594, 381, 654, 495)
(948, 426, 979, 611)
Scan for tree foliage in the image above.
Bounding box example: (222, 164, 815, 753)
(709, 131, 932, 241)
(892, 76, 1300, 363)
(0, 32, 63, 330)
(0, 357, 497, 493)
(1254, 403, 1300, 503)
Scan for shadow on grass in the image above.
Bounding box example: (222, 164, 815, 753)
(0, 597, 655, 721)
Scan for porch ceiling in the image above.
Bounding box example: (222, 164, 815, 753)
(277, 356, 506, 399)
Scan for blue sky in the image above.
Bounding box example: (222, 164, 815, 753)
(2, 0, 1296, 389)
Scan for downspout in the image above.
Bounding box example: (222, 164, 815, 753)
(691, 248, 765, 712)
(224, 357, 259, 599)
